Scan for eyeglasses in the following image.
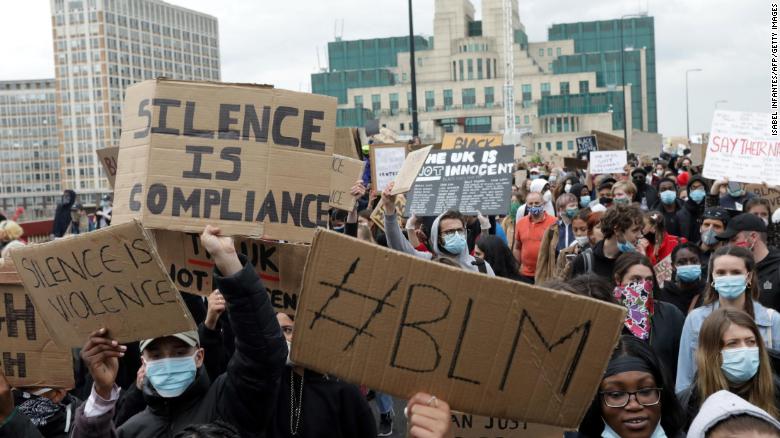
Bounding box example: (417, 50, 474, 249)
(600, 388, 662, 408)
(441, 229, 466, 238)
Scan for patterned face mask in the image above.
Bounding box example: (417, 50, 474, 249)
(613, 280, 655, 340)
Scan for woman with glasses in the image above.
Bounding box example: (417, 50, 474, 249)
(576, 335, 685, 437)
(679, 308, 779, 431)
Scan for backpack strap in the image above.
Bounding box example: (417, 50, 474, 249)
(767, 308, 776, 347)
(471, 257, 488, 274)
(582, 248, 594, 274)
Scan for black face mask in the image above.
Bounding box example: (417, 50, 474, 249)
(644, 232, 656, 242)
(600, 197, 613, 206)
(632, 177, 645, 187)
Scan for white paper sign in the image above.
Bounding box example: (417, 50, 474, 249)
(589, 150, 627, 174)
(703, 111, 780, 185)
(372, 146, 407, 191)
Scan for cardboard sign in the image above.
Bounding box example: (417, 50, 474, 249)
(96, 146, 120, 188)
(112, 79, 337, 242)
(291, 229, 626, 428)
(451, 413, 567, 438)
(10, 221, 196, 347)
(334, 127, 360, 160)
(153, 230, 308, 315)
(390, 145, 434, 195)
(654, 255, 673, 288)
(405, 145, 514, 216)
(564, 157, 588, 171)
(575, 135, 597, 160)
(703, 111, 780, 185)
(329, 154, 365, 211)
(0, 278, 74, 389)
(442, 133, 503, 150)
(370, 144, 407, 192)
(513, 170, 527, 187)
(589, 150, 628, 174)
(592, 130, 624, 151)
(630, 130, 662, 157)
(370, 195, 406, 231)
(746, 184, 780, 212)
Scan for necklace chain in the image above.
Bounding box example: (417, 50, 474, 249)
(290, 369, 304, 435)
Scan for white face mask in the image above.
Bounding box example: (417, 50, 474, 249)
(575, 236, 590, 246)
(542, 190, 552, 203)
(286, 340, 294, 366)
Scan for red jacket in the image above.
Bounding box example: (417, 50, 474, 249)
(645, 232, 686, 265)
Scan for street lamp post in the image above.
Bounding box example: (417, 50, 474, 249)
(685, 68, 702, 143)
(408, 0, 419, 138)
(619, 13, 647, 151)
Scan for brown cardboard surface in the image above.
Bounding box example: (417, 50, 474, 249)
(0, 258, 20, 284)
(370, 195, 406, 231)
(630, 130, 662, 157)
(591, 130, 624, 151)
(450, 413, 568, 438)
(390, 145, 433, 195)
(654, 255, 673, 288)
(745, 184, 780, 211)
(334, 128, 360, 160)
(370, 144, 407, 192)
(112, 79, 337, 242)
(442, 133, 503, 149)
(329, 154, 365, 211)
(291, 229, 626, 428)
(0, 282, 74, 389)
(153, 230, 308, 315)
(10, 221, 196, 347)
(96, 146, 120, 188)
(564, 157, 588, 170)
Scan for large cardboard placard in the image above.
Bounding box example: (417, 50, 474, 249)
(442, 133, 503, 149)
(153, 230, 308, 315)
(390, 145, 434, 195)
(575, 135, 597, 160)
(703, 111, 780, 185)
(746, 184, 780, 212)
(0, 278, 74, 389)
(370, 144, 406, 192)
(589, 150, 627, 174)
(291, 229, 626, 428)
(370, 195, 406, 231)
(592, 130, 624, 151)
(406, 145, 514, 216)
(96, 146, 120, 188)
(112, 79, 337, 242)
(654, 255, 673, 288)
(9, 221, 196, 347)
(630, 130, 662, 157)
(329, 154, 365, 211)
(451, 413, 567, 438)
(564, 157, 588, 171)
(334, 127, 360, 160)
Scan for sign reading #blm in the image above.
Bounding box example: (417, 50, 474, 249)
(291, 230, 626, 428)
(112, 79, 337, 243)
(9, 221, 196, 347)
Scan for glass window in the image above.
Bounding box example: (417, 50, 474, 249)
(546, 142, 552, 151)
(371, 94, 381, 114)
(484, 87, 494, 107)
(486, 58, 491, 79)
(467, 59, 474, 80)
(522, 84, 532, 102)
(567, 140, 574, 150)
(407, 92, 412, 114)
(390, 93, 399, 115)
(547, 47, 553, 56)
(462, 88, 476, 109)
(459, 60, 464, 81)
(556, 47, 562, 56)
(560, 82, 570, 95)
(425, 90, 434, 111)
(524, 115, 530, 125)
(541, 83, 551, 97)
(477, 59, 483, 80)
(354, 95, 363, 109)
(579, 80, 589, 93)
(539, 48, 544, 56)
(556, 141, 563, 151)
(443, 89, 453, 109)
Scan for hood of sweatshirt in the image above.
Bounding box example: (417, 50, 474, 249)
(687, 390, 780, 437)
(430, 211, 494, 275)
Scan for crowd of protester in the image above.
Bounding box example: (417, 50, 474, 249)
(2, 146, 780, 438)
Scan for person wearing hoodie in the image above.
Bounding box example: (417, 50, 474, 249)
(698, 207, 730, 280)
(514, 192, 557, 283)
(652, 177, 685, 238)
(631, 167, 658, 211)
(381, 183, 495, 275)
(679, 309, 779, 431)
(687, 390, 780, 438)
(710, 178, 757, 211)
(570, 182, 593, 211)
(717, 213, 780, 312)
(657, 243, 706, 315)
(0, 368, 80, 438)
(70, 225, 287, 437)
(676, 175, 709, 243)
(51, 189, 76, 238)
(514, 177, 556, 221)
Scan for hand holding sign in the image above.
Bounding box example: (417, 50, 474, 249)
(407, 392, 453, 438)
(205, 289, 226, 331)
(80, 327, 125, 399)
(381, 182, 398, 216)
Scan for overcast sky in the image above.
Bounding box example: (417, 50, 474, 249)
(0, 0, 769, 137)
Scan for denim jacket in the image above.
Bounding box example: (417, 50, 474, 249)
(675, 301, 780, 393)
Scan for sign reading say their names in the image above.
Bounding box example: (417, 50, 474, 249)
(589, 150, 627, 174)
(370, 144, 406, 192)
(10, 220, 196, 347)
(0, 280, 74, 389)
(153, 230, 309, 316)
(703, 111, 780, 185)
(112, 79, 337, 242)
(405, 145, 514, 216)
(329, 154, 365, 211)
(441, 133, 503, 149)
(291, 229, 626, 428)
(96, 146, 120, 188)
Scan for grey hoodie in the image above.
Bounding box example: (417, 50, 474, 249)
(686, 390, 780, 437)
(384, 212, 495, 275)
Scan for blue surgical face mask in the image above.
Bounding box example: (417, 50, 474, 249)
(676, 264, 701, 283)
(145, 352, 198, 398)
(530, 174, 540, 180)
(701, 228, 718, 246)
(689, 189, 706, 203)
(528, 205, 544, 217)
(580, 196, 591, 208)
(442, 232, 467, 254)
(332, 225, 345, 233)
(721, 347, 760, 384)
(660, 190, 677, 205)
(565, 207, 578, 219)
(713, 274, 748, 299)
(617, 240, 636, 253)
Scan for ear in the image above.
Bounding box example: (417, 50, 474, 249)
(195, 347, 205, 368)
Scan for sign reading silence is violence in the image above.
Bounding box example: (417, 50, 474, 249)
(112, 79, 337, 243)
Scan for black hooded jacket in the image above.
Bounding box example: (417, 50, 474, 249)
(70, 255, 286, 437)
(675, 176, 709, 242)
(51, 189, 76, 237)
(757, 248, 780, 312)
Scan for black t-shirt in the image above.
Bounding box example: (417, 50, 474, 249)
(570, 240, 617, 281)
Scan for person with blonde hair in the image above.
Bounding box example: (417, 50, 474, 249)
(612, 180, 637, 206)
(680, 308, 779, 430)
(0, 220, 25, 259)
